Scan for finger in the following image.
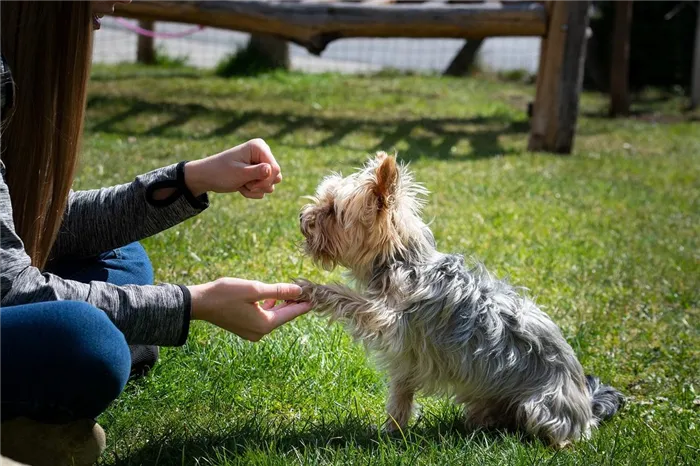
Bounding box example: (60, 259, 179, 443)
(269, 162, 281, 183)
(253, 282, 303, 301)
(240, 331, 264, 342)
(266, 301, 312, 328)
(248, 138, 272, 164)
(239, 187, 264, 199)
(243, 180, 261, 193)
(273, 173, 282, 184)
(262, 298, 277, 310)
(252, 140, 281, 181)
(245, 179, 275, 192)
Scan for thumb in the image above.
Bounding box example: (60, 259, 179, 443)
(253, 282, 302, 301)
(241, 163, 271, 182)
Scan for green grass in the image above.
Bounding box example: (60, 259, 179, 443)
(84, 65, 699, 465)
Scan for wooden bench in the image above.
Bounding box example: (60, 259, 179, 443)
(111, 0, 592, 154)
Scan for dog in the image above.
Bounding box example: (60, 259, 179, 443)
(296, 152, 624, 448)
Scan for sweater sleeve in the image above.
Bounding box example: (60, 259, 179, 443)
(0, 161, 190, 346)
(50, 162, 208, 260)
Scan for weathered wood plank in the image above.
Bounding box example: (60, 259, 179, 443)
(443, 39, 483, 76)
(136, 20, 156, 65)
(111, 1, 547, 54)
(609, 0, 633, 116)
(528, 0, 590, 154)
(248, 34, 290, 70)
(690, 2, 700, 110)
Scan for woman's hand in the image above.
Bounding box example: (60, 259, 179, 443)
(188, 278, 312, 341)
(184, 138, 282, 199)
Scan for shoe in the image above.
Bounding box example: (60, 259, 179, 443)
(128, 345, 159, 380)
(0, 418, 105, 466)
(1, 455, 30, 465)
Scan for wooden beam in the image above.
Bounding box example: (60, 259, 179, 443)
(111, 1, 547, 54)
(691, 2, 700, 110)
(528, 1, 591, 154)
(609, 0, 633, 116)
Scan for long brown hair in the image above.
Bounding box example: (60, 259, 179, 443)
(1, 1, 93, 269)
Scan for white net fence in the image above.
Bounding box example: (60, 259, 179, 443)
(93, 16, 541, 75)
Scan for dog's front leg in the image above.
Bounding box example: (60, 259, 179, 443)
(295, 279, 397, 343)
(383, 373, 417, 434)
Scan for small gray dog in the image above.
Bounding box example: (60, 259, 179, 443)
(296, 152, 624, 447)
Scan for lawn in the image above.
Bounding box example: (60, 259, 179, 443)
(84, 64, 699, 465)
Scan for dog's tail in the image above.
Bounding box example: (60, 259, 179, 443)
(585, 375, 625, 422)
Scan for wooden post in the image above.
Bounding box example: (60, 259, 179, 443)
(136, 20, 155, 65)
(691, 3, 700, 110)
(248, 34, 290, 70)
(609, 1, 633, 116)
(444, 39, 484, 76)
(528, 1, 591, 154)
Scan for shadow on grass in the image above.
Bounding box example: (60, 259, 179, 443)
(90, 70, 206, 82)
(87, 95, 531, 161)
(109, 413, 528, 465)
(581, 109, 700, 124)
(580, 91, 700, 123)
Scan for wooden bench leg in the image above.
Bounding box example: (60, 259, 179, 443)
(528, 1, 591, 154)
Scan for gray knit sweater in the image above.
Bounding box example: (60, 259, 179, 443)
(0, 159, 208, 346)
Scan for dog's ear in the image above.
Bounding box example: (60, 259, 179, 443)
(373, 152, 398, 210)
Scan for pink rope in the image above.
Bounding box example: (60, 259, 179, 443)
(114, 17, 205, 38)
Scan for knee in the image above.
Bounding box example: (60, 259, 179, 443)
(31, 302, 131, 418)
(117, 242, 154, 286)
(66, 303, 131, 404)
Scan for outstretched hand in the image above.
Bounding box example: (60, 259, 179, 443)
(188, 278, 312, 341)
(184, 138, 282, 199)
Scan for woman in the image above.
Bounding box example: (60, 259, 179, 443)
(0, 2, 311, 465)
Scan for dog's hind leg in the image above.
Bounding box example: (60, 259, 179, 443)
(515, 389, 592, 448)
(462, 398, 517, 433)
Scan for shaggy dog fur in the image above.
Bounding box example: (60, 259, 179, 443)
(296, 152, 624, 447)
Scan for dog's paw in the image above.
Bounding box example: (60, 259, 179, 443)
(292, 278, 316, 303)
(381, 418, 407, 437)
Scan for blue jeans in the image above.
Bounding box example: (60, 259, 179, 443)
(1, 243, 154, 423)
